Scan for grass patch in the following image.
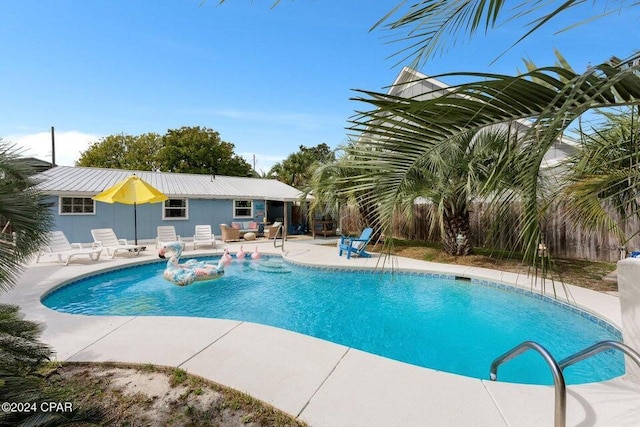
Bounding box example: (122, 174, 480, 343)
(170, 367, 188, 387)
(140, 363, 156, 373)
(378, 238, 617, 293)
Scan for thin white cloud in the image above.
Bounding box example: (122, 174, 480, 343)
(239, 152, 284, 175)
(4, 130, 101, 166)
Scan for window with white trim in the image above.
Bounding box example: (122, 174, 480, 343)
(163, 198, 188, 219)
(59, 197, 95, 215)
(233, 200, 253, 218)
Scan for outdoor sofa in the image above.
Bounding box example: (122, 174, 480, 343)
(230, 220, 259, 236)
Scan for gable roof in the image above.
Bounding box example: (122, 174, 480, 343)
(388, 66, 453, 99)
(34, 166, 304, 202)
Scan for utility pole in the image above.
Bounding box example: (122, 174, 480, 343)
(50, 126, 56, 166)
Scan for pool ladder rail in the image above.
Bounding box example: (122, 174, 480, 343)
(489, 340, 640, 427)
(272, 224, 284, 251)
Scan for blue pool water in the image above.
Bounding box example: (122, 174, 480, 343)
(42, 256, 624, 385)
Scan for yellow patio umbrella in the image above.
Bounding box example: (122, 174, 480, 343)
(92, 174, 168, 245)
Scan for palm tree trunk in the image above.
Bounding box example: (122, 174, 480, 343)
(442, 206, 472, 256)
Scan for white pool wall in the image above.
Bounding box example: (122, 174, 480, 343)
(617, 257, 640, 384)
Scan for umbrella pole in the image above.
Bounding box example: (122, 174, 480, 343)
(134, 202, 138, 245)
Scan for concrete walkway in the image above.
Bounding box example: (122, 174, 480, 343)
(2, 238, 639, 426)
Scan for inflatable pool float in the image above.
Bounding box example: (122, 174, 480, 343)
(158, 242, 224, 286)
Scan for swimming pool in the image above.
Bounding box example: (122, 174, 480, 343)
(42, 256, 624, 385)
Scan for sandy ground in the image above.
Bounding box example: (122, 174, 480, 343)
(53, 364, 304, 426)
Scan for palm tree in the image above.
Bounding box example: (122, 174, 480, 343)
(269, 144, 335, 189)
(0, 304, 55, 426)
(0, 140, 53, 292)
(0, 304, 102, 425)
(395, 127, 525, 255)
(347, 59, 640, 264)
(269, 151, 313, 188)
(0, 141, 99, 425)
(559, 107, 640, 247)
(308, 142, 384, 239)
(364, 1, 640, 264)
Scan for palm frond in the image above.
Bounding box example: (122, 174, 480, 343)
(0, 140, 54, 293)
(374, 0, 635, 67)
(346, 59, 640, 264)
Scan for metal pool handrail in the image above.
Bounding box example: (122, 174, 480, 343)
(558, 340, 640, 372)
(489, 341, 566, 427)
(272, 224, 284, 251)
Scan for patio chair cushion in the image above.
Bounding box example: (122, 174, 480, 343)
(231, 221, 259, 233)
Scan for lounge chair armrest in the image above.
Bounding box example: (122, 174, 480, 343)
(70, 242, 83, 249)
(118, 238, 128, 245)
(92, 241, 103, 249)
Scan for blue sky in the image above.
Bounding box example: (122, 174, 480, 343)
(1, 1, 637, 172)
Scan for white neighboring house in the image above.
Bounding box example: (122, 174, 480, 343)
(387, 66, 579, 167)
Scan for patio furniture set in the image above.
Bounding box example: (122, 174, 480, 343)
(36, 225, 374, 266)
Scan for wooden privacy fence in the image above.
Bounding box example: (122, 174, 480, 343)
(339, 202, 638, 262)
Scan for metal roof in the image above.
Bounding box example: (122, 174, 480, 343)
(34, 166, 304, 202)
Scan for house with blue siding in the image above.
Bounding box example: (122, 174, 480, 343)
(34, 166, 304, 244)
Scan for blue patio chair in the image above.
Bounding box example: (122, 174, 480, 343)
(338, 227, 374, 259)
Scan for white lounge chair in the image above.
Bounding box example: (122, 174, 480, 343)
(91, 228, 144, 258)
(36, 231, 102, 265)
(156, 226, 185, 249)
(193, 225, 216, 249)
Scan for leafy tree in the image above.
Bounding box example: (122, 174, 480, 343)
(269, 143, 335, 188)
(76, 133, 163, 170)
(77, 127, 252, 176)
(301, 142, 334, 163)
(159, 126, 252, 176)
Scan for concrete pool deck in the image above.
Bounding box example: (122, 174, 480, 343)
(2, 238, 639, 426)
